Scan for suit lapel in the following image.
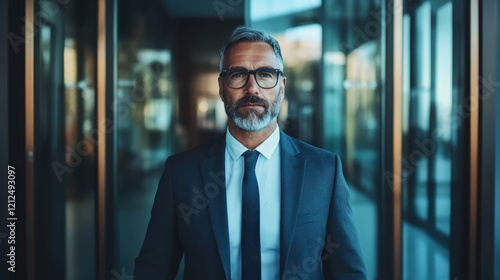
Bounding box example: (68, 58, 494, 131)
(279, 132, 306, 276)
(200, 137, 231, 279)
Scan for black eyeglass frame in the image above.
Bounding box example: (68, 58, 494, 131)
(219, 67, 284, 89)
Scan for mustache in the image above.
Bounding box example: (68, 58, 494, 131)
(234, 95, 269, 109)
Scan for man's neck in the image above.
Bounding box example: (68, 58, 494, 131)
(228, 121, 277, 150)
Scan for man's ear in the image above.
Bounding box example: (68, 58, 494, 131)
(280, 76, 287, 99)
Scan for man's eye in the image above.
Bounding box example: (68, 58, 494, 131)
(230, 72, 246, 79)
(258, 71, 273, 78)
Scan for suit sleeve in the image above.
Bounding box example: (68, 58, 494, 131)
(134, 157, 183, 279)
(322, 155, 367, 279)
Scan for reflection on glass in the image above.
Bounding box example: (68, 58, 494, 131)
(403, 223, 449, 279)
(344, 41, 380, 280)
(144, 99, 173, 131)
(115, 7, 178, 272)
(403, 14, 411, 137)
(411, 1, 432, 221)
(344, 41, 379, 196)
(403, 1, 453, 279)
(40, 25, 51, 77)
(64, 32, 97, 280)
(194, 72, 227, 132)
(276, 23, 322, 144)
(250, 0, 321, 21)
(434, 2, 452, 235)
(197, 97, 227, 131)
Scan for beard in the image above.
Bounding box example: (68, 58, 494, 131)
(222, 90, 282, 132)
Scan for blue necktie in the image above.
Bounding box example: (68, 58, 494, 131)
(241, 150, 261, 280)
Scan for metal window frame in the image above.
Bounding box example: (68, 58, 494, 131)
(97, 0, 117, 279)
(25, 0, 36, 278)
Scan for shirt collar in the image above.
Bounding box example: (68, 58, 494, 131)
(226, 125, 280, 160)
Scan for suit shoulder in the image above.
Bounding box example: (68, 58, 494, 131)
(287, 135, 338, 159)
(167, 137, 223, 165)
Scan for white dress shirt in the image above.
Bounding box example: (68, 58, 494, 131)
(225, 126, 281, 280)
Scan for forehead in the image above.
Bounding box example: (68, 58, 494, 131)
(225, 42, 281, 68)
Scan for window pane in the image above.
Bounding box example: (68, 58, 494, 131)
(412, 1, 432, 221)
(115, 2, 178, 275)
(402, 1, 453, 279)
(250, 0, 321, 21)
(343, 40, 380, 280)
(277, 23, 322, 144)
(60, 2, 98, 279)
(434, 1, 452, 236)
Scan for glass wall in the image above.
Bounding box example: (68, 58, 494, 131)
(402, 0, 460, 279)
(323, 2, 383, 278)
(278, 24, 322, 145)
(63, 3, 99, 275)
(33, 0, 98, 279)
(114, 1, 176, 275)
(342, 40, 381, 279)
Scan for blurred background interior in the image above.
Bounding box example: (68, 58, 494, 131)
(1, 0, 500, 279)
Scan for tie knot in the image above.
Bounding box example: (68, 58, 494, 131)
(243, 150, 259, 170)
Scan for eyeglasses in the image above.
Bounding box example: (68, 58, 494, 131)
(220, 67, 284, 89)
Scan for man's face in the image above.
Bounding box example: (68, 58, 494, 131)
(218, 42, 286, 132)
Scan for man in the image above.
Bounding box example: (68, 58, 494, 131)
(135, 26, 366, 280)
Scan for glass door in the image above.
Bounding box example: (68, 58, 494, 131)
(33, 0, 99, 279)
(401, 0, 468, 278)
(114, 0, 178, 275)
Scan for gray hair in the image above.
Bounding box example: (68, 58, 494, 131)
(219, 26, 284, 72)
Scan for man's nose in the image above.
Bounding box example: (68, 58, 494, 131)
(245, 73, 260, 95)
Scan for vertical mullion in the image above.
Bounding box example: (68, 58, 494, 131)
(427, 4, 437, 233)
(478, 0, 499, 279)
(97, 0, 107, 277)
(25, 0, 36, 278)
(392, 0, 403, 279)
(469, 0, 479, 278)
(97, 0, 117, 279)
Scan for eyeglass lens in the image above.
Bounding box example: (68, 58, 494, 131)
(225, 68, 280, 89)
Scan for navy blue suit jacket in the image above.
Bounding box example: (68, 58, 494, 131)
(135, 131, 366, 279)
